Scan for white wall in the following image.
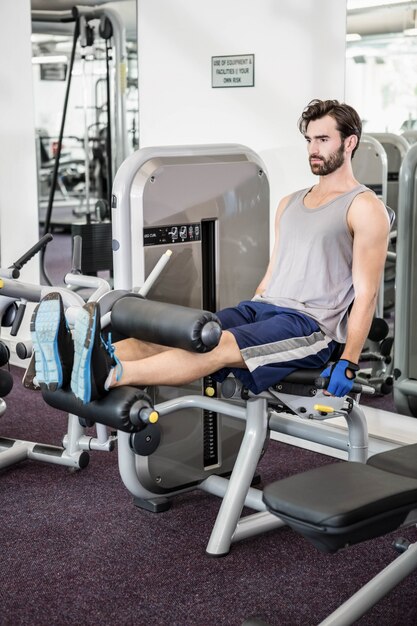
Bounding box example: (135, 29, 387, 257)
(0, 1, 347, 270)
(137, 0, 347, 248)
(0, 0, 39, 283)
(0, 0, 42, 359)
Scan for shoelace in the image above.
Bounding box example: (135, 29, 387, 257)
(102, 333, 123, 382)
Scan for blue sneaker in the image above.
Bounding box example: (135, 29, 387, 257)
(71, 301, 122, 404)
(30, 292, 74, 391)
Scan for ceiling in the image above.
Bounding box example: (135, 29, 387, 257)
(32, 0, 127, 9)
(347, 1, 417, 37)
(30, 1, 417, 45)
(31, 0, 136, 38)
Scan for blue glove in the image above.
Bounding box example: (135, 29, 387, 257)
(320, 359, 359, 397)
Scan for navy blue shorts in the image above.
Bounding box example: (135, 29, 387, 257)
(212, 300, 337, 394)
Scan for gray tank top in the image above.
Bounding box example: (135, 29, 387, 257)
(253, 184, 370, 342)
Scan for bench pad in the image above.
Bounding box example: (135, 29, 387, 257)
(263, 460, 417, 552)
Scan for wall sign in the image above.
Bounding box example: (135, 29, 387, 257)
(212, 54, 254, 88)
(40, 63, 67, 81)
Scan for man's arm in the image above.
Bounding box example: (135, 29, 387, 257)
(254, 194, 291, 296)
(340, 192, 391, 367)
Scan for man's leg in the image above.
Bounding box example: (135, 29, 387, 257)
(31, 295, 247, 403)
(114, 338, 171, 361)
(71, 300, 245, 403)
(109, 330, 245, 389)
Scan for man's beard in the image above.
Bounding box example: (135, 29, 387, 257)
(309, 142, 345, 175)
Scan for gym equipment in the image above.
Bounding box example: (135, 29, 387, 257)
(354, 205, 396, 395)
(260, 443, 417, 625)
(40, 294, 371, 555)
(352, 134, 392, 312)
(356, 315, 394, 395)
(368, 132, 407, 303)
(111, 143, 270, 293)
(352, 134, 387, 204)
(33, 143, 374, 555)
(110, 143, 272, 504)
(32, 6, 128, 175)
(368, 132, 406, 315)
(23, 143, 380, 564)
(0, 235, 115, 471)
(33, 6, 128, 277)
(369, 132, 409, 215)
(352, 136, 395, 391)
(394, 141, 417, 417)
(402, 129, 417, 144)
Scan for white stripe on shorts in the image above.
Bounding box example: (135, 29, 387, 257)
(241, 331, 333, 372)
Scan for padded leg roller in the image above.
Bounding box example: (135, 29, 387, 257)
(42, 386, 157, 434)
(111, 296, 222, 352)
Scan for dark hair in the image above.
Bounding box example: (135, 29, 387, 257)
(298, 99, 362, 158)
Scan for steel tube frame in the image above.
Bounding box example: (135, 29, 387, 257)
(114, 391, 368, 556)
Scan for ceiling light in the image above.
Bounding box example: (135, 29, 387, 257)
(32, 55, 68, 64)
(346, 33, 362, 41)
(347, 0, 408, 8)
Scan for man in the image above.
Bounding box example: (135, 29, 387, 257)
(31, 99, 390, 404)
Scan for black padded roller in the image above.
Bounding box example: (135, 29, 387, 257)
(42, 386, 153, 433)
(111, 297, 222, 353)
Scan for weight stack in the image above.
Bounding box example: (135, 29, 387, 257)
(71, 221, 113, 274)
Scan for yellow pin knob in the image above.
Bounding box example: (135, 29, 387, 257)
(313, 404, 335, 414)
(205, 386, 215, 397)
(148, 410, 159, 424)
(0, 279, 3, 288)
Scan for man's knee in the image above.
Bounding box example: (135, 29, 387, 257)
(217, 331, 245, 368)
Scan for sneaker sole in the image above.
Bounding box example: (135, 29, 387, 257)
(71, 306, 97, 403)
(30, 297, 63, 391)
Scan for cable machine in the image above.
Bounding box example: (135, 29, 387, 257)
(32, 6, 129, 281)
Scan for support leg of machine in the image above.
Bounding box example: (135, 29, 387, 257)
(345, 402, 368, 462)
(205, 397, 269, 557)
(319, 541, 417, 626)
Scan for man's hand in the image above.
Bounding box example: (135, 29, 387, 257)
(320, 359, 359, 397)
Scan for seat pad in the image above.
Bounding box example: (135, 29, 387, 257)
(263, 461, 417, 552)
(367, 443, 417, 479)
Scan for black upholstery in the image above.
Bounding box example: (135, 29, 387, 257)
(40, 298, 222, 433)
(276, 368, 323, 385)
(263, 444, 417, 553)
(368, 443, 417, 479)
(42, 385, 153, 433)
(111, 296, 222, 353)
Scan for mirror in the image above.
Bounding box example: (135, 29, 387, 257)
(31, 0, 138, 284)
